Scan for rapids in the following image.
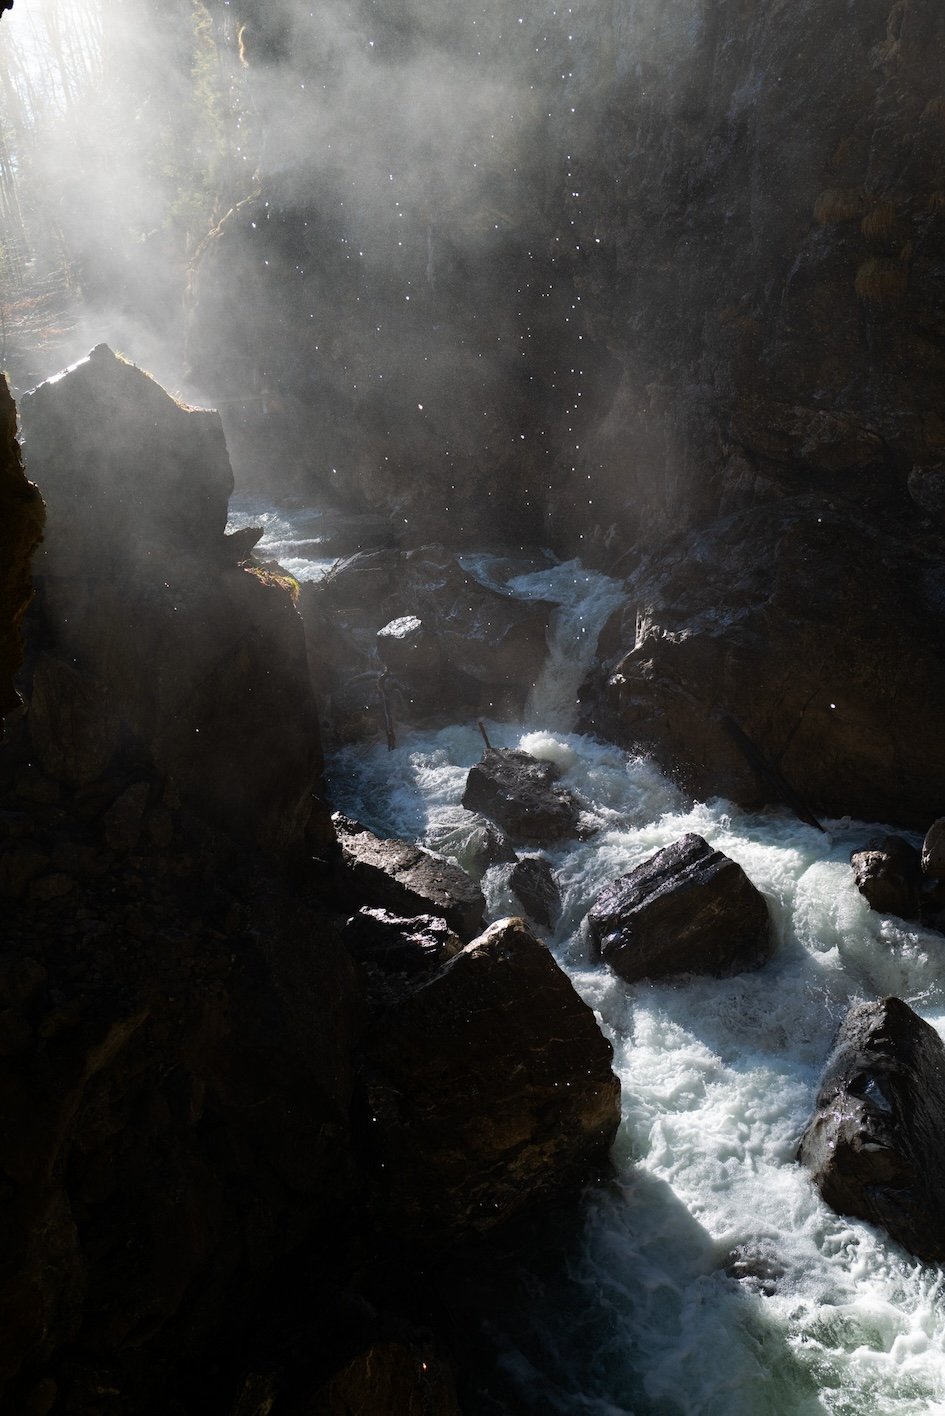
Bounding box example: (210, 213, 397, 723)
(284, 519, 945, 1414)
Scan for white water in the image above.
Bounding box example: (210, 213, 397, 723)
(226, 495, 339, 582)
(310, 531, 945, 1413)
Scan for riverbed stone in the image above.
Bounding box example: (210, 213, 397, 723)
(462, 747, 580, 843)
(509, 856, 562, 931)
(587, 833, 774, 982)
(798, 997, 945, 1261)
(850, 835, 922, 921)
(360, 916, 621, 1244)
(333, 814, 486, 942)
(922, 819, 945, 880)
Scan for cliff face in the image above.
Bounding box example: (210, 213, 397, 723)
(191, 0, 945, 552)
(0, 376, 44, 730)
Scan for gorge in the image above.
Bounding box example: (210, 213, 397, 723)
(3, 0, 945, 1412)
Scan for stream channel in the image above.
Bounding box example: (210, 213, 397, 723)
(231, 497, 945, 1415)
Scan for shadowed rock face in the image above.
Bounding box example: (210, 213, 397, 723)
(587, 833, 774, 983)
(798, 997, 945, 1261)
(360, 916, 621, 1245)
(584, 498, 945, 827)
(19, 346, 328, 855)
(0, 376, 44, 732)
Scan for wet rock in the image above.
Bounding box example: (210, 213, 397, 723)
(587, 833, 774, 983)
(334, 814, 485, 942)
(908, 465, 945, 525)
(798, 997, 945, 1261)
(360, 917, 620, 1244)
(466, 823, 517, 876)
(28, 873, 76, 903)
(462, 748, 580, 843)
(850, 835, 922, 920)
(509, 857, 561, 931)
(343, 907, 462, 977)
(922, 818, 945, 879)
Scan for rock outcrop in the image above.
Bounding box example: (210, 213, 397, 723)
(334, 814, 486, 942)
(301, 547, 553, 742)
(462, 747, 580, 844)
(798, 997, 945, 1261)
(0, 375, 44, 732)
(20, 347, 328, 855)
(584, 499, 945, 827)
(359, 916, 621, 1244)
(587, 834, 774, 983)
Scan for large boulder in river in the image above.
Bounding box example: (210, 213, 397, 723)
(850, 836, 922, 921)
(510, 856, 562, 931)
(798, 997, 945, 1261)
(587, 834, 773, 982)
(334, 814, 486, 941)
(584, 499, 945, 828)
(462, 747, 580, 843)
(19, 348, 329, 854)
(0, 376, 44, 732)
(359, 917, 621, 1244)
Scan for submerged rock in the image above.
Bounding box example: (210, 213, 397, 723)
(850, 835, 922, 921)
(798, 997, 945, 1261)
(509, 856, 562, 931)
(587, 833, 773, 982)
(462, 747, 580, 843)
(360, 916, 620, 1244)
(333, 814, 485, 942)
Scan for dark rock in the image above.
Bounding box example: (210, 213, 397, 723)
(585, 501, 945, 827)
(222, 525, 265, 563)
(28, 873, 76, 903)
(922, 818, 945, 879)
(462, 748, 580, 843)
(343, 907, 462, 977)
(334, 814, 486, 942)
(360, 917, 620, 1244)
(0, 375, 44, 733)
(0, 845, 49, 900)
(103, 782, 151, 853)
(587, 833, 774, 983)
(466, 823, 517, 877)
(509, 857, 561, 931)
(310, 1341, 462, 1416)
(908, 466, 945, 525)
(798, 997, 945, 1261)
(21, 352, 330, 856)
(850, 835, 922, 920)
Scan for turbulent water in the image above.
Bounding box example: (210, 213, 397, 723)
(299, 531, 945, 1414)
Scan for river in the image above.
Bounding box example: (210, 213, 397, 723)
(230, 497, 945, 1415)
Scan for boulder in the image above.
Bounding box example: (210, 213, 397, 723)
(359, 917, 620, 1244)
(509, 857, 561, 931)
(797, 997, 945, 1261)
(333, 815, 486, 942)
(462, 748, 580, 843)
(0, 376, 44, 731)
(850, 835, 922, 921)
(587, 833, 774, 982)
(584, 499, 945, 827)
(466, 823, 517, 877)
(342, 907, 462, 979)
